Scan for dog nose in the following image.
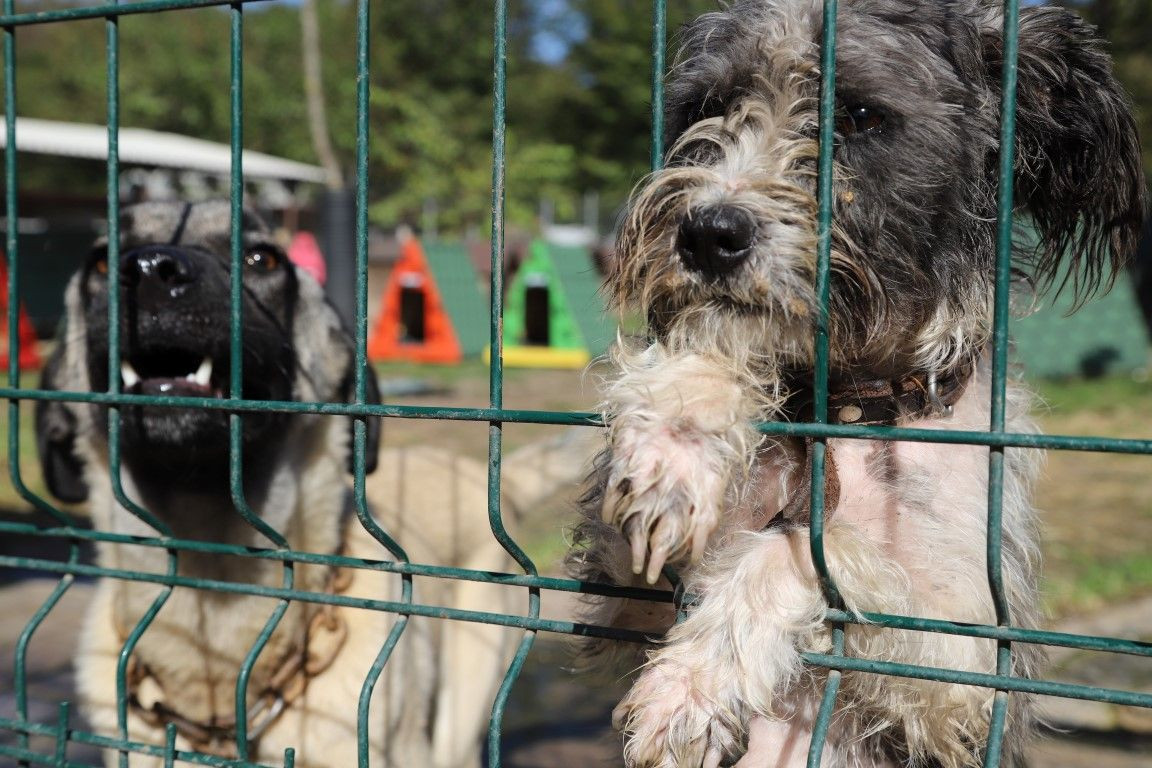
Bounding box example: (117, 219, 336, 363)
(677, 205, 756, 277)
(123, 247, 198, 302)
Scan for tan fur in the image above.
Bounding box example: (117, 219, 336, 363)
(52, 230, 520, 766)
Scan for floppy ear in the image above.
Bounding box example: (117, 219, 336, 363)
(989, 6, 1146, 299)
(35, 347, 89, 503)
(343, 362, 381, 476)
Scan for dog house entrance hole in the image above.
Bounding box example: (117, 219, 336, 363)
(524, 274, 550, 346)
(399, 273, 425, 343)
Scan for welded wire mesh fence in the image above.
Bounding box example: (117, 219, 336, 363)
(0, 1, 1150, 767)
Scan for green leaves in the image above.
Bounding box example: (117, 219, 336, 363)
(8, 0, 704, 235)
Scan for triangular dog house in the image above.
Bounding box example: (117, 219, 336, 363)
(0, 253, 41, 370)
(550, 243, 618, 358)
(500, 240, 590, 368)
(368, 238, 463, 364)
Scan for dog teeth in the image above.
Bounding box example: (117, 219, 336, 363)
(190, 357, 213, 387)
(120, 361, 140, 388)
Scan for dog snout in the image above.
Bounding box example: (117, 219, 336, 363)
(676, 205, 756, 278)
(123, 246, 199, 302)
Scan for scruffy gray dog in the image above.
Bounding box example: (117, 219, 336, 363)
(568, 1, 1145, 767)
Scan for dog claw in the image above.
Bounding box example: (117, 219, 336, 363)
(645, 515, 680, 584)
(602, 484, 624, 525)
(645, 545, 669, 585)
(690, 521, 711, 564)
(630, 525, 649, 576)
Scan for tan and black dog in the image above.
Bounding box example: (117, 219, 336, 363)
(37, 200, 519, 767)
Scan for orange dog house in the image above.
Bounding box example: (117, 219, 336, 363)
(368, 238, 464, 364)
(0, 253, 41, 370)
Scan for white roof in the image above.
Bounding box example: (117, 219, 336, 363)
(0, 117, 328, 184)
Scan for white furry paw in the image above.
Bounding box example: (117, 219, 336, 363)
(602, 416, 729, 584)
(614, 662, 742, 768)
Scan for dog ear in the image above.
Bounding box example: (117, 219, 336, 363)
(987, 6, 1146, 300)
(35, 347, 89, 503)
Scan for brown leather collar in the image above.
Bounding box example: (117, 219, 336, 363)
(758, 359, 976, 532)
(784, 357, 976, 427)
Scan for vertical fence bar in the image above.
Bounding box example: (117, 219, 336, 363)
(14, 574, 74, 766)
(983, 0, 1022, 764)
(2, 0, 12, 394)
(349, 1, 417, 763)
(53, 702, 70, 765)
(807, 0, 844, 763)
(225, 3, 294, 760)
(809, 0, 839, 604)
(102, 7, 178, 766)
(0, 0, 64, 526)
(649, 0, 688, 618)
(162, 723, 177, 768)
(3, 8, 32, 765)
(649, 0, 665, 172)
(485, 1, 540, 762)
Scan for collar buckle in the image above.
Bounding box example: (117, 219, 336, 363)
(926, 370, 955, 418)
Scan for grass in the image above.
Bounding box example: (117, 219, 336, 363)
(1030, 372, 1152, 618)
(1033, 373, 1152, 421)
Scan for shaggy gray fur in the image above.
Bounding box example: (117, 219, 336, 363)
(569, 1, 1145, 767)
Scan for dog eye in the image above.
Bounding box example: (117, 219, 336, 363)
(836, 105, 886, 137)
(244, 248, 281, 272)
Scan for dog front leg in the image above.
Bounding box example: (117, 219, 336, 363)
(601, 343, 770, 583)
(614, 528, 828, 768)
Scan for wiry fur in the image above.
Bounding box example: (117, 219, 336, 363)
(567, 1, 1145, 766)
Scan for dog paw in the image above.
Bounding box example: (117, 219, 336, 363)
(602, 418, 730, 583)
(614, 662, 741, 768)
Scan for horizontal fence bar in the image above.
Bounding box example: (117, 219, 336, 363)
(0, 386, 600, 426)
(0, 720, 279, 768)
(802, 653, 1152, 709)
(0, 519, 672, 601)
(0, 0, 274, 27)
(0, 553, 657, 643)
(5, 552, 1148, 709)
(822, 609, 1152, 658)
(5, 386, 1151, 454)
(2, 535, 1148, 657)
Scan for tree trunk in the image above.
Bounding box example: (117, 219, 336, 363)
(300, 0, 344, 189)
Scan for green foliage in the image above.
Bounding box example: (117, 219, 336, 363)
(10, 0, 1145, 234)
(1057, 0, 1152, 177)
(6, 1, 727, 235)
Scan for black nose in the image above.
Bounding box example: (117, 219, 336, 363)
(122, 246, 199, 303)
(677, 205, 756, 277)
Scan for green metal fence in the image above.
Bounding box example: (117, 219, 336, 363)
(1, 1, 1150, 767)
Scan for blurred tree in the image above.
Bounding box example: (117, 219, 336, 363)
(14, 1, 1142, 237)
(1057, 0, 1152, 176)
(300, 0, 344, 189)
(541, 0, 714, 215)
